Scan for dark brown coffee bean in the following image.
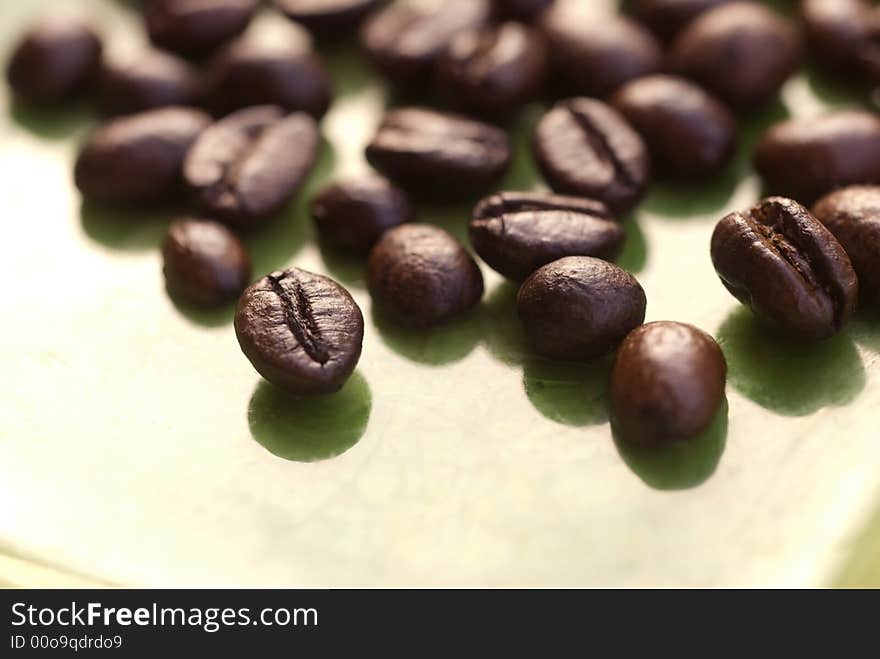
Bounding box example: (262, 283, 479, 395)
(493, 0, 553, 21)
(235, 268, 364, 395)
(710, 197, 858, 340)
(206, 37, 333, 118)
(436, 22, 549, 117)
(310, 177, 413, 254)
(517, 256, 647, 360)
(74, 107, 211, 205)
(366, 107, 512, 200)
(470, 191, 624, 281)
(99, 49, 202, 116)
(184, 105, 319, 229)
(813, 186, 880, 307)
(359, 0, 492, 84)
(611, 321, 727, 447)
(145, 0, 258, 59)
(532, 98, 650, 215)
(610, 74, 738, 179)
(6, 17, 102, 104)
(162, 217, 251, 307)
(631, 0, 729, 43)
(860, 10, 880, 82)
(801, 0, 873, 72)
(274, 0, 383, 34)
(754, 111, 880, 205)
(668, 2, 801, 111)
(367, 224, 484, 327)
(538, 6, 662, 98)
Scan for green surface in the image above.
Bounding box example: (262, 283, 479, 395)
(1, 0, 879, 587)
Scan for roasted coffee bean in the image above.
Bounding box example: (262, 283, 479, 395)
(538, 6, 662, 98)
(492, 0, 553, 21)
(532, 98, 650, 215)
(436, 22, 549, 117)
(235, 268, 364, 395)
(754, 111, 880, 205)
(99, 49, 202, 116)
(469, 192, 624, 281)
(610, 74, 737, 179)
(631, 0, 729, 43)
(274, 0, 383, 34)
(162, 217, 251, 307)
(801, 0, 873, 72)
(813, 186, 880, 306)
(310, 177, 413, 254)
(206, 37, 333, 118)
(184, 105, 319, 229)
(367, 224, 484, 327)
(517, 256, 647, 360)
(145, 0, 258, 59)
(74, 107, 211, 205)
(668, 2, 801, 111)
(710, 197, 858, 340)
(366, 107, 511, 200)
(359, 0, 492, 84)
(610, 321, 727, 447)
(6, 17, 102, 104)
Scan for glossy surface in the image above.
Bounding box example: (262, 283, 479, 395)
(470, 191, 623, 281)
(2, 0, 880, 588)
(517, 256, 647, 360)
(145, 0, 258, 58)
(611, 321, 727, 447)
(710, 197, 858, 340)
(669, 2, 801, 111)
(533, 98, 650, 214)
(236, 268, 365, 395)
(184, 106, 319, 229)
(366, 107, 511, 200)
(163, 217, 251, 307)
(99, 48, 202, 116)
(610, 74, 738, 179)
(754, 110, 880, 205)
(813, 186, 880, 307)
(368, 224, 483, 327)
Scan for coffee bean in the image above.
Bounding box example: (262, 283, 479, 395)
(469, 191, 624, 281)
(6, 17, 102, 104)
(366, 107, 511, 200)
(145, 0, 258, 59)
(206, 37, 333, 118)
(710, 197, 858, 340)
(610, 74, 738, 179)
(860, 11, 880, 83)
(235, 268, 364, 395)
(367, 224, 484, 327)
(801, 0, 873, 72)
(359, 0, 492, 84)
(274, 0, 383, 35)
(75, 107, 211, 205)
(162, 217, 251, 307)
(532, 98, 650, 215)
(538, 6, 662, 98)
(436, 22, 549, 118)
(631, 0, 729, 43)
(184, 105, 319, 229)
(754, 111, 880, 205)
(492, 0, 553, 21)
(813, 186, 880, 306)
(517, 256, 647, 360)
(310, 177, 413, 254)
(668, 2, 801, 111)
(99, 49, 202, 116)
(610, 321, 727, 447)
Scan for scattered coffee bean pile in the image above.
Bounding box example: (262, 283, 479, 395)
(6, 0, 880, 449)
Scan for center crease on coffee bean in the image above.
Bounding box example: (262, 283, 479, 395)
(569, 105, 637, 190)
(268, 273, 331, 365)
